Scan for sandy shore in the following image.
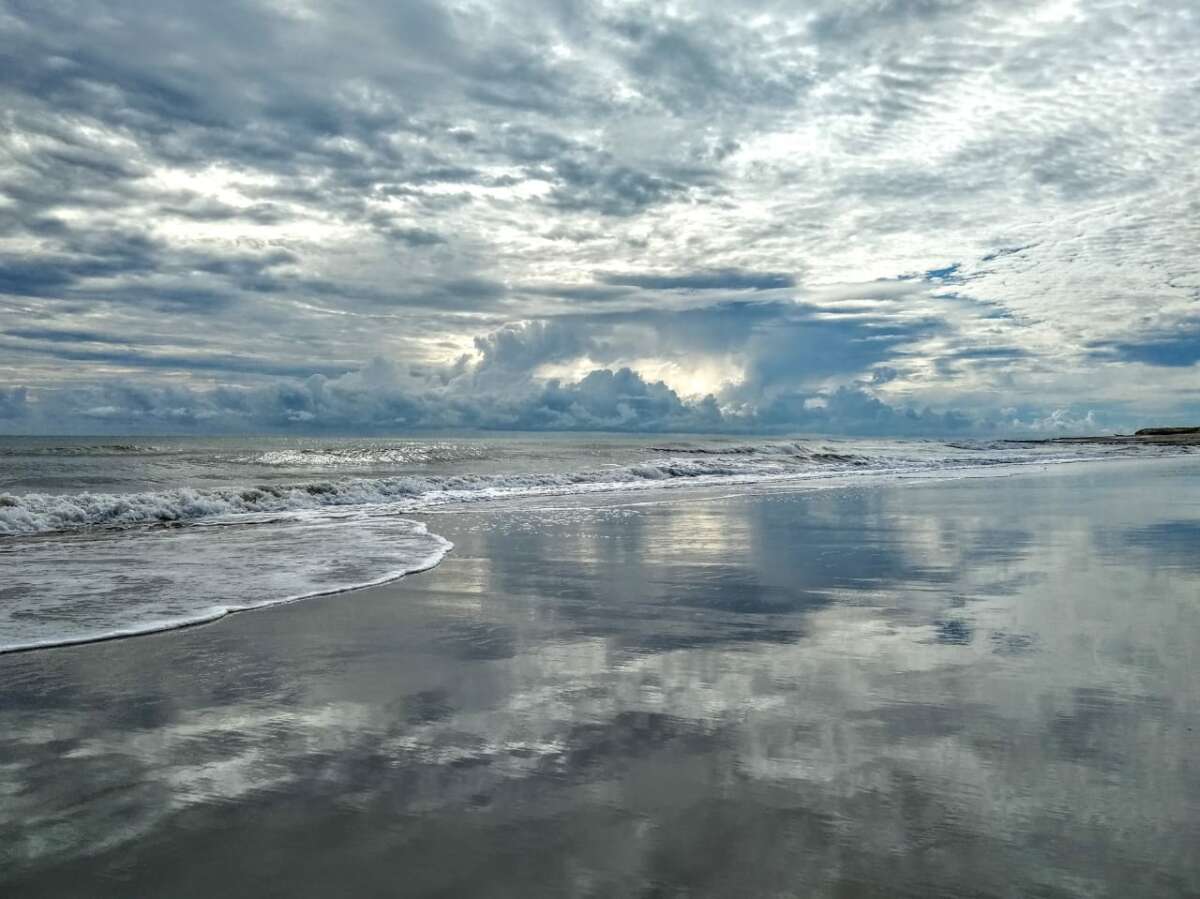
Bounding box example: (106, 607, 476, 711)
(2, 456, 1199, 897)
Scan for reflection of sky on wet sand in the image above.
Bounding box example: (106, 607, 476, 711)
(2, 460, 1199, 897)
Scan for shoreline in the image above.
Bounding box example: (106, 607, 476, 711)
(0, 536, 452, 658)
(6, 451, 1193, 659)
(1013, 427, 1200, 447)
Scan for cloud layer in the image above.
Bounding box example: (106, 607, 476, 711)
(1, 0, 1197, 433)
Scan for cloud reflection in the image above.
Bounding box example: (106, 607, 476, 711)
(2, 465, 1199, 895)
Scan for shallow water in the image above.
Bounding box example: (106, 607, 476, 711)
(1, 459, 1198, 896)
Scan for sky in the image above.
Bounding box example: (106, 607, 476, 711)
(1, 0, 1197, 435)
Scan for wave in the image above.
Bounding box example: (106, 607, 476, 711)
(0, 444, 1071, 537)
(0, 443, 165, 457)
(649, 440, 884, 464)
(245, 443, 489, 467)
(0, 453, 890, 536)
(651, 440, 818, 455)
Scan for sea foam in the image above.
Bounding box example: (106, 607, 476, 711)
(0, 511, 451, 653)
(0, 449, 933, 537)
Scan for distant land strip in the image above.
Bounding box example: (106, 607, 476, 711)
(1011, 427, 1200, 446)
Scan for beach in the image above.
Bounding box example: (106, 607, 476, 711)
(6, 0, 1199, 893)
(2, 455, 1198, 897)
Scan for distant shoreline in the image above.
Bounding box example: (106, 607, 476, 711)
(1012, 426, 1200, 446)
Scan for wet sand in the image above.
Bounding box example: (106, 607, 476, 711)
(2, 458, 1199, 897)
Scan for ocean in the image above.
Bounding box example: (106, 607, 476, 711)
(0, 433, 1190, 653)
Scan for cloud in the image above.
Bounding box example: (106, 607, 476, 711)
(0, 360, 862, 434)
(747, 385, 973, 436)
(599, 269, 796, 291)
(0, 0, 1196, 433)
(1087, 317, 1200, 368)
(0, 313, 1126, 437)
(472, 319, 592, 376)
(0, 387, 30, 421)
(1002, 407, 1102, 434)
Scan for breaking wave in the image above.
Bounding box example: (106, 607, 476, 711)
(0, 443, 1069, 537)
(0, 443, 165, 457)
(245, 443, 490, 467)
(650, 441, 826, 456)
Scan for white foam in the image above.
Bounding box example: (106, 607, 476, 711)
(0, 510, 452, 653)
(246, 442, 489, 467)
(0, 441, 1139, 538)
(0, 452, 928, 537)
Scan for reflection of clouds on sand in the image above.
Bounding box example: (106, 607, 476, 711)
(1, 462, 1199, 895)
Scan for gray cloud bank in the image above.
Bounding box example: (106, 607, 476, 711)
(0, 356, 976, 435)
(1, 0, 1197, 434)
(0, 316, 1109, 436)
